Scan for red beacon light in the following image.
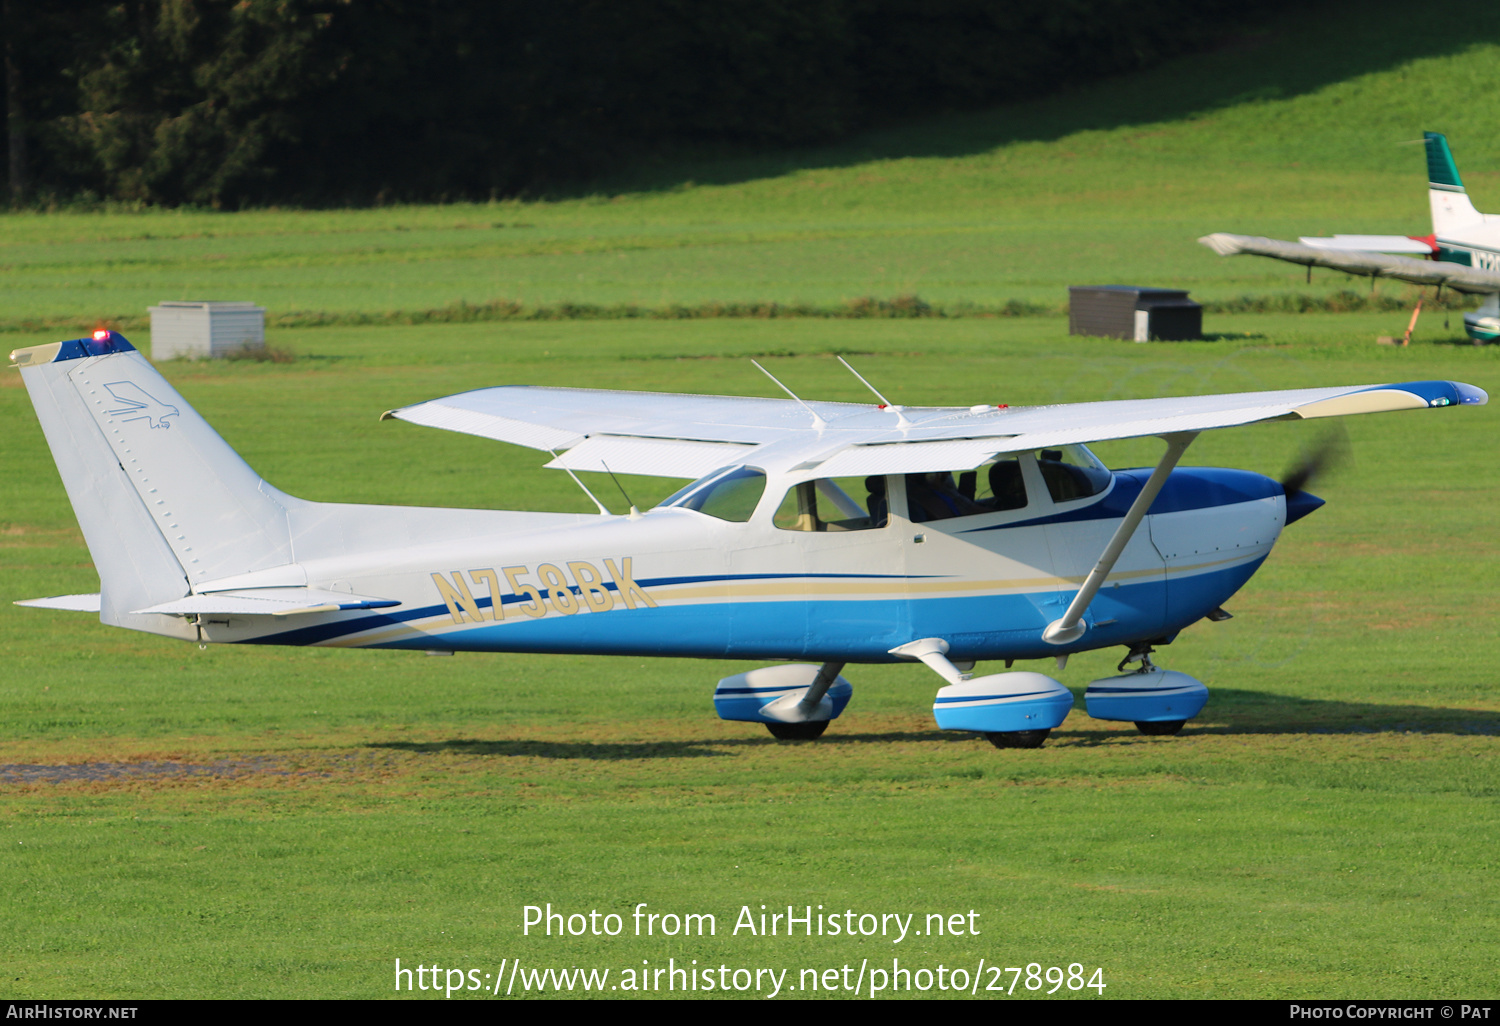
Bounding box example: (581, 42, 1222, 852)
(92, 329, 110, 342)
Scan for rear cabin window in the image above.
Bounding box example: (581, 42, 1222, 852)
(774, 476, 888, 531)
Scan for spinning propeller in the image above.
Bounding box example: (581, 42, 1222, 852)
(1280, 424, 1349, 523)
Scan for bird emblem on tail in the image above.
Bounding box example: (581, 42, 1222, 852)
(104, 381, 179, 429)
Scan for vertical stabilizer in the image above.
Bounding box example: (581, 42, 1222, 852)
(1426, 132, 1482, 235)
(11, 332, 304, 636)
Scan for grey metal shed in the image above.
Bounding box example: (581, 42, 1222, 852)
(1068, 286, 1202, 341)
(148, 301, 266, 360)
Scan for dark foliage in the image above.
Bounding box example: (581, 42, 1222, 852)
(3, 0, 1292, 207)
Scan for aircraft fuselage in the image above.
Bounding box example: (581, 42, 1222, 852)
(201, 466, 1298, 664)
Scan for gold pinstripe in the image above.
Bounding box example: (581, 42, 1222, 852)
(308, 548, 1264, 647)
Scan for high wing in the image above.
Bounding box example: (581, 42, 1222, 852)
(384, 380, 1486, 480)
(1199, 232, 1500, 294)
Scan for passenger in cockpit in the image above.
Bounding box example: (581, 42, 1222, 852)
(907, 472, 985, 522)
(864, 475, 888, 528)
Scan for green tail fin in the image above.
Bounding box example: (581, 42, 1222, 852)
(1425, 132, 1465, 190)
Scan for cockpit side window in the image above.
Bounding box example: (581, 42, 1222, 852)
(660, 466, 766, 522)
(774, 475, 887, 532)
(900, 468, 1008, 522)
(1035, 445, 1111, 502)
(980, 457, 1027, 511)
(897, 459, 1032, 523)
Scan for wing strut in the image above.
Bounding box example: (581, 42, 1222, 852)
(1042, 431, 1198, 645)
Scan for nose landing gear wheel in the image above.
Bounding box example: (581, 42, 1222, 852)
(766, 720, 829, 740)
(1135, 720, 1185, 736)
(984, 729, 1051, 749)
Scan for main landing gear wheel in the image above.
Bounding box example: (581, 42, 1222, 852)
(1135, 720, 1185, 736)
(766, 720, 829, 740)
(984, 729, 1051, 749)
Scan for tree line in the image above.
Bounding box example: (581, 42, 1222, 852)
(2, 0, 1290, 208)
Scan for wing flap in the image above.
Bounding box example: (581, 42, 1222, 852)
(544, 436, 757, 477)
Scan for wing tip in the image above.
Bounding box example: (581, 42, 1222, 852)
(1198, 232, 1245, 256)
(1451, 381, 1488, 407)
(1292, 380, 1488, 419)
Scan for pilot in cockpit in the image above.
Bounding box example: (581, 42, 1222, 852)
(982, 458, 1027, 511)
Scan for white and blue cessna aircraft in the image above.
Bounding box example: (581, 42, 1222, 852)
(1203, 132, 1500, 343)
(10, 331, 1487, 747)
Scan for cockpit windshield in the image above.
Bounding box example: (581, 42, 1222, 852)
(656, 466, 767, 522)
(1035, 444, 1111, 502)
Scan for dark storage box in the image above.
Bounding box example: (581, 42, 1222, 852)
(1068, 286, 1202, 341)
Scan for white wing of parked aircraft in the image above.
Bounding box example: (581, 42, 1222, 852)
(1201, 132, 1500, 341)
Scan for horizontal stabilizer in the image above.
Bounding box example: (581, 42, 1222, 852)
(132, 588, 400, 617)
(15, 594, 102, 612)
(1199, 233, 1500, 293)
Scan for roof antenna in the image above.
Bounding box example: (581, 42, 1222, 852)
(752, 359, 828, 431)
(547, 448, 611, 515)
(600, 460, 641, 520)
(837, 355, 911, 428)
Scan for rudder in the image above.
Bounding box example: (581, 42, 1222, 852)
(1426, 132, 1482, 235)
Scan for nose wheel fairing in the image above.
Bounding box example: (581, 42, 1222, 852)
(1084, 668, 1209, 725)
(931, 673, 1074, 733)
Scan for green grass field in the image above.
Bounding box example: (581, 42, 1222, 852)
(2, 0, 1499, 1000)
(6, 0, 1500, 330)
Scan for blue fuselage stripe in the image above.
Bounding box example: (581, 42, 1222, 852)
(961, 467, 1280, 532)
(256, 558, 1264, 663)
